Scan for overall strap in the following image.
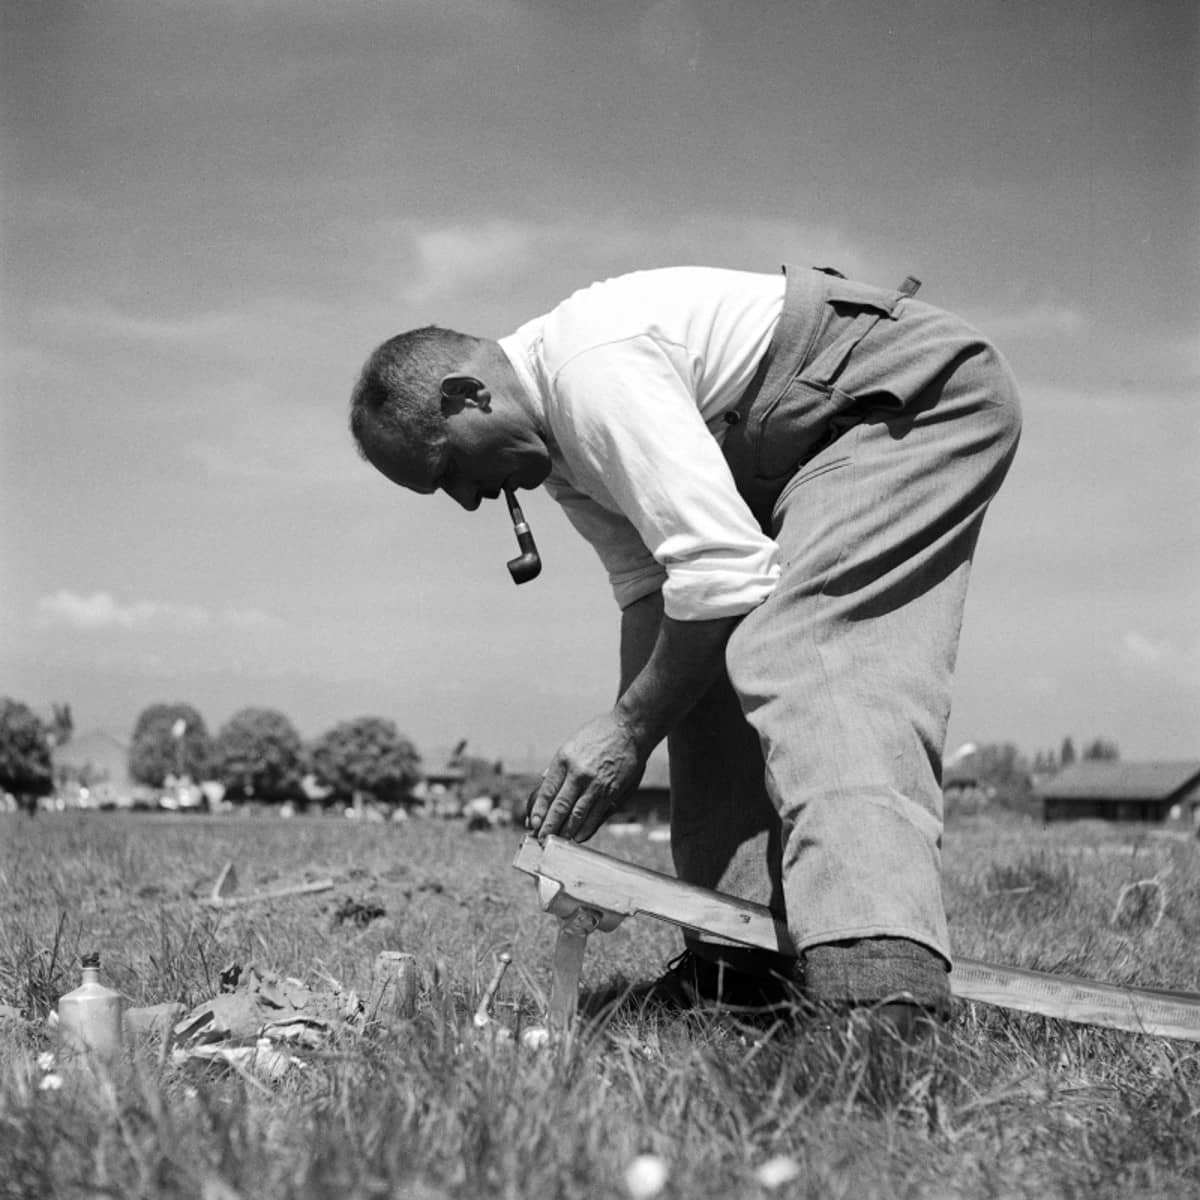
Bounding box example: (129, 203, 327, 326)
(720, 265, 828, 500)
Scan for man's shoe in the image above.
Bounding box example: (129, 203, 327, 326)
(586, 949, 800, 1020)
(798, 937, 951, 1042)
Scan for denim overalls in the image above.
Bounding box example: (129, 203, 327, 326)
(666, 266, 1022, 975)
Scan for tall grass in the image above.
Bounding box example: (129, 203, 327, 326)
(1, 812, 1197, 1199)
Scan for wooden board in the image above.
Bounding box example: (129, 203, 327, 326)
(513, 835, 1200, 1042)
(513, 834, 791, 952)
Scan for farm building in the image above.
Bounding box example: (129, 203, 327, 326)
(1038, 760, 1200, 827)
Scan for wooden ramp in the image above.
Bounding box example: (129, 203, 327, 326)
(513, 835, 1200, 1041)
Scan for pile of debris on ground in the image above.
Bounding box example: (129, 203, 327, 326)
(164, 962, 366, 1079)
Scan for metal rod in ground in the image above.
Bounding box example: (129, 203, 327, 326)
(474, 953, 513, 1027)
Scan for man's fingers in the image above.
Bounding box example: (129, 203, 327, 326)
(537, 776, 587, 840)
(523, 785, 540, 825)
(571, 793, 613, 842)
(527, 713, 643, 840)
(559, 772, 619, 841)
(527, 760, 568, 831)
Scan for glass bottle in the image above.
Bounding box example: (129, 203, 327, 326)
(58, 951, 123, 1064)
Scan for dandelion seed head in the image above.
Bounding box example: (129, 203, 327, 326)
(625, 1153, 668, 1200)
(755, 1155, 802, 1189)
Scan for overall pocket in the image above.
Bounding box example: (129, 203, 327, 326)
(753, 379, 851, 479)
(751, 279, 903, 481)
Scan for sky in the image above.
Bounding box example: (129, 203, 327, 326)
(2, 0, 1197, 771)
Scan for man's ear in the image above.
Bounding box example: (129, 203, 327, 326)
(440, 374, 491, 412)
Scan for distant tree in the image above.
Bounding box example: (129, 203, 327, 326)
(213, 707, 305, 803)
(971, 742, 1034, 810)
(0, 698, 53, 798)
(49, 702, 74, 747)
(1082, 737, 1120, 762)
(309, 717, 420, 806)
(1032, 748, 1058, 775)
(128, 703, 211, 787)
(1060, 737, 1077, 767)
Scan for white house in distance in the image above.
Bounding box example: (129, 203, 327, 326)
(50, 730, 133, 807)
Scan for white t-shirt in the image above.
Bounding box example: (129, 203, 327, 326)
(499, 267, 785, 621)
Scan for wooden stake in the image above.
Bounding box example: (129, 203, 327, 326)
(210, 861, 239, 902)
(548, 907, 605, 1030)
(205, 879, 334, 908)
(368, 951, 418, 1021)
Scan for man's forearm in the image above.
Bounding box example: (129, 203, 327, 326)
(615, 599, 741, 751)
(527, 593, 741, 842)
(619, 590, 664, 694)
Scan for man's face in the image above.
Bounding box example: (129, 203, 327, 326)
(364, 407, 548, 511)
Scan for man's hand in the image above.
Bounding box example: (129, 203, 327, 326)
(527, 604, 741, 843)
(526, 711, 648, 842)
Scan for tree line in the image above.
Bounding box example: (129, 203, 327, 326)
(2, 694, 1124, 813)
(0, 697, 423, 808)
(1030, 736, 1121, 773)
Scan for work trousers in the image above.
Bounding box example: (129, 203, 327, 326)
(668, 266, 1021, 967)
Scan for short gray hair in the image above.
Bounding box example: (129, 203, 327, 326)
(348, 325, 478, 459)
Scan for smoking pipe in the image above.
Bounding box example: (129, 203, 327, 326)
(503, 485, 542, 584)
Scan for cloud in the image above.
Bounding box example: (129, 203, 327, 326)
(383, 212, 883, 314)
(40, 302, 245, 346)
(34, 590, 284, 633)
(1119, 631, 1200, 687)
(221, 607, 285, 630)
(967, 300, 1087, 339)
(1121, 631, 1168, 667)
(409, 220, 548, 292)
(32, 296, 351, 366)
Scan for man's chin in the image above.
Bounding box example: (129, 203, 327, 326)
(512, 464, 551, 492)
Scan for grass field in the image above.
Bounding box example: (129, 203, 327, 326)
(1, 811, 1198, 1199)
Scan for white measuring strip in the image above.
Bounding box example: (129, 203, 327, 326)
(952, 956, 1200, 1042)
(516, 836, 1200, 1042)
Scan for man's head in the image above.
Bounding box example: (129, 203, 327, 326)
(349, 326, 550, 510)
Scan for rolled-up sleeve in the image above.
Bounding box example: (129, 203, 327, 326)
(547, 338, 780, 620)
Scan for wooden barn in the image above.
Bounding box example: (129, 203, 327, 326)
(1038, 760, 1200, 827)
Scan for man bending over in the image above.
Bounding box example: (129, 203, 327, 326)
(348, 263, 1021, 1028)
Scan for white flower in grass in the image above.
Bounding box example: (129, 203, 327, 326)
(755, 1155, 801, 1189)
(39, 1073, 64, 1091)
(37, 1051, 56, 1071)
(624, 1154, 669, 1200)
(520, 1025, 551, 1050)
